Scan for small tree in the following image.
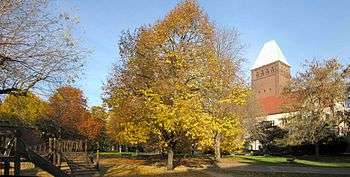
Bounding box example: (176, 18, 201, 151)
(91, 106, 112, 150)
(283, 58, 349, 158)
(48, 86, 101, 140)
(0, 92, 48, 124)
(250, 121, 286, 154)
(205, 27, 247, 161)
(239, 92, 265, 137)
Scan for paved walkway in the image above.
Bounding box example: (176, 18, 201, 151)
(214, 161, 350, 175)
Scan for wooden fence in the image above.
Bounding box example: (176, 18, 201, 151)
(29, 138, 89, 166)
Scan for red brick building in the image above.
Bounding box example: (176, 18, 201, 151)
(251, 40, 291, 115)
(249, 40, 291, 150)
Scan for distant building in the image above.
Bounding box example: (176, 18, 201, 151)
(251, 40, 290, 126)
(249, 40, 290, 150)
(249, 40, 350, 151)
(251, 40, 291, 115)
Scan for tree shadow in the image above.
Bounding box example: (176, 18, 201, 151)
(98, 155, 214, 177)
(237, 156, 297, 166)
(97, 154, 350, 177)
(235, 155, 350, 168)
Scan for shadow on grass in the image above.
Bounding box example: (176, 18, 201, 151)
(233, 155, 350, 168)
(98, 154, 350, 177)
(100, 153, 212, 168)
(296, 155, 350, 163)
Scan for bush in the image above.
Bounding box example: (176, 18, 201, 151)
(257, 136, 348, 156)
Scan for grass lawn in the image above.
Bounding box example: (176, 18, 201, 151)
(100, 152, 350, 168)
(98, 156, 339, 177)
(97, 153, 350, 177)
(19, 153, 350, 177)
(226, 155, 350, 168)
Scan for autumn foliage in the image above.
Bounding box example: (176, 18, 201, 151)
(283, 58, 349, 158)
(48, 86, 102, 140)
(0, 92, 48, 124)
(105, 0, 247, 169)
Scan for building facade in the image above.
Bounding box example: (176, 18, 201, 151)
(249, 40, 291, 150)
(249, 40, 350, 151)
(251, 40, 291, 120)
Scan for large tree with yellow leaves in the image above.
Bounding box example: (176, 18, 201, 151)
(105, 0, 247, 169)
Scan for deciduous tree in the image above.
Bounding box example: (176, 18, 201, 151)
(283, 58, 349, 158)
(205, 27, 247, 161)
(91, 106, 112, 150)
(250, 121, 286, 154)
(0, 0, 86, 96)
(105, 0, 248, 168)
(48, 86, 101, 140)
(106, 0, 220, 170)
(0, 92, 48, 124)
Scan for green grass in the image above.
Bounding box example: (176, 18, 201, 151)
(98, 155, 348, 177)
(100, 152, 350, 168)
(227, 155, 350, 168)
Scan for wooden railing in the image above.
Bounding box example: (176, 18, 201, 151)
(29, 138, 89, 167)
(1, 120, 94, 176)
(0, 122, 21, 176)
(29, 139, 88, 154)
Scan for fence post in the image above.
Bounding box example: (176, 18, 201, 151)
(79, 140, 83, 151)
(49, 138, 53, 154)
(57, 139, 61, 167)
(84, 139, 88, 152)
(53, 138, 57, 165)
(69, 140, 72, 152)
(96, 142, 100, 170)
(3, 159, 10, 175)
(14, 135, 20, 175)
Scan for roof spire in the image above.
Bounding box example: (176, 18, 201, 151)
(252, 40, 289, 69)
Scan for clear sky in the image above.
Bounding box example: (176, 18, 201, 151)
(58, 0, 350, 107)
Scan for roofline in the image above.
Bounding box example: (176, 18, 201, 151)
(251, 60, 291, 71)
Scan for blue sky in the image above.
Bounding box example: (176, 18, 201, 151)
(58, 0, 350, 106)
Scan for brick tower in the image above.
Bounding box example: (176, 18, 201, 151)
(251, 40, 291, 115)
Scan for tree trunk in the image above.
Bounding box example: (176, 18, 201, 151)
(167, 148, 174, 170)
(214, 133, 221, 161)
(315, 142, 320, 159)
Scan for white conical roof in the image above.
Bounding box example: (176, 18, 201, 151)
(252, 40, 289, 69)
